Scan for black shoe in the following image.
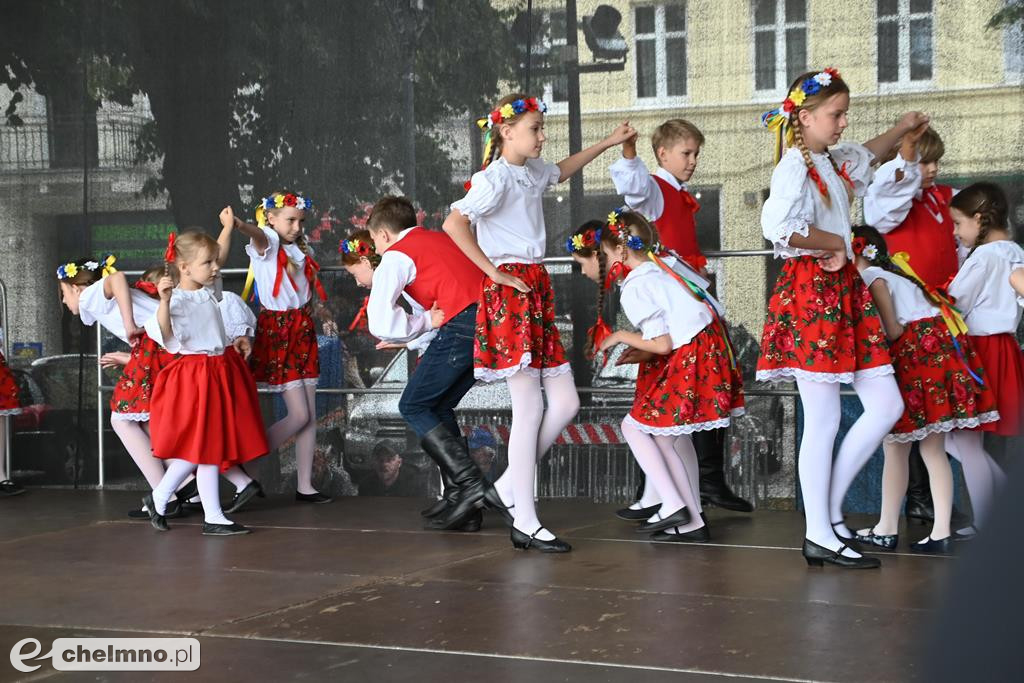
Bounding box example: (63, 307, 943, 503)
(456, 509, 483, 532)
(615, 504, 661, 521)
(651, 524, 711, 543)
(0, 479, 25, 497)
(854, 528, 898, 551)
(637, 506, 691, 533)
(224, 480, 265, 514)
(141, 494, 169, 532)
(420, 425, 487, 531)
(953, 525, 978, 542)
(482, 486, 514, 526)
(202, 522, 251, 536)
(696, 427, 753, 512)
(295, 491, 333, 504)
(130, 498, 185, 520)
(830, 520, 858, 542)
(904, 499, 934, 525)
(802, 539, 880, 569)
(511, 526, 571, 553)
(700, 488, 753, 513)
(910, 536, 953, 555)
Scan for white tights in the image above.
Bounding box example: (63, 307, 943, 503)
(496, 370, 579, 541)
(866, 433, 953, 541)
(946, 430, 1006, 530)
(621, 421, 705, 533)
(796, 374, 903, 556)
(266, 383, 318, 494)
(152, 459, 231, 525)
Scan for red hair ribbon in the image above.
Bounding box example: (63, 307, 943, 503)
(133, 280, 159, 297)
(807, 167, 829, 199)
(304, 253, 328, 301)
(348, 296, 369, 332)
(604, 261, 631, 290)
(587, 315, 613, 368)
(837, 162, 854, 191)
(164, 233, 176, 264)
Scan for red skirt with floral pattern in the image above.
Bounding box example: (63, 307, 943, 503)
(887, 317, 999, 442)
(0, 352, 20, 415)
(474, 263, 570, 382)
(251, 304, 319, 391)
(110, 334, 178, 421)
(626, 326, 745, 435)
(756, 257, 892, 383)
(969, 333, 1024, 437)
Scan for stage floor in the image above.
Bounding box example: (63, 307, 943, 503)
(0, 491, 952, 682)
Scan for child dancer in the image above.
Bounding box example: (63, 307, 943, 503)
(444, 93, 634, 552)
(0, 346, 22, 496)
(849, 226, 997, 555)
(758, 68, 926, 568)
(142, 231, 268, 535)
(610, 119, 751, 514)
(227, 196, 331, 503)
(946, 183, 1024, 536)
(567, 211, 744, 542)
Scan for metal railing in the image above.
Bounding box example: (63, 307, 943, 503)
(0, 116, 147, 173)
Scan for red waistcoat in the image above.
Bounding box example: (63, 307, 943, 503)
(652, 175, 706, 271)
(881, 184, 958, 290)
(387, 227, 484, 322)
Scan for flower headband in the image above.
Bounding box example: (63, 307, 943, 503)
(851, 236, 878, 262)
(56, 254, 117, 280)
(339, 238, 374, 258)
(565, 227, 602, 254)
(255, 192, 314, 227)
(468, 97, 549, 183)
(761, 67, 842, 163)
(608, 209, 647, 252)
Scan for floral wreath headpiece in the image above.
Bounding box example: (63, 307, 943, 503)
(467, 97, 549, 186)
(255, 192, 314, 227)
(565, 226, 602, 254)
(339, 237, 375, 258)
(760, 67, 841, 163)
(851, 236, 878, 262)
(56, 254, 117, 280)
(608, 209, 647, 252)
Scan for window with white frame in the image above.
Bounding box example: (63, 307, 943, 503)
(877, 0, 933, 84)
(634, 3, 687, 101)
(753, 0, 808, 93)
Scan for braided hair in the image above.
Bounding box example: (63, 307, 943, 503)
(566, 220, 607, 358)
(949, 182, 1010, 255)
(852, 225, 940, 306)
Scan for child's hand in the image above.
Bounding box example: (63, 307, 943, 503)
(123, 323, 145, 347)
(100, 351, 132, 368)
(157, 276, 174, 301)
(897, 111, 929, 135)
(604, 120, 637, 149)
(615, 347, 656, 365)
(817, 247, 848, 272)
(598, 331, 622, 353)
(375, 340, 407, 350)
(622, 130, 638, 159)
(429, 302, 445, 329)
(232, 336, 252, 360)
(492, 271, 531, 293)
(885, 323, 905, 343)
(219, 206, 235, 229)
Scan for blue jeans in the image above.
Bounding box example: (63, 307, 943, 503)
(398, 304, 478, 439)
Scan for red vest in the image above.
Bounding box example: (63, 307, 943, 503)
(881, 184, 958, 290)
(387, 227, 484, 322)
(652, 175, 707, 272)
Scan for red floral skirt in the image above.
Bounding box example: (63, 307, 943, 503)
(969, 333, 1024, 436)
(474, 263, 570, 382)
(0, 352, 19, 415)
(757, 257, 893, 383)
(887, 317, 999, 442)
(251, 304, 319, 391)
(150, 348, 268, 470)
(626, 326, 745, 435)
(110, 334, 178, 421)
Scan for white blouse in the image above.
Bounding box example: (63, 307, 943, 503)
(657, 251, 725, 316)
(863, 153, 923, 233)
(366, 228, 433, 344)
(860, 266, 939, 325)
(144, 288, 230, 356)
(948, 241, 1024, 336)
(450, 157, 561, 265)
(244, 226, 313, 310)
(761, 143, 875, 260)
(217, 290, 257, 340)
(609, 156, 686, 221)
(78, 280, 159, 344)
(619, 261, 713, 350)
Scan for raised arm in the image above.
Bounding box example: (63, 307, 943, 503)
(216, 206, 236, 267)
(861, 111, 929, 161)
(102, 271, 143, 344)
(232, 212, 269, 254)
(557, 121, 636, 182)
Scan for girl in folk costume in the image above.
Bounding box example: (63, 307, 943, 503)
(567, 211, 744, 542)
(444, 93, 634, 552)
(849, 226, 997, 555)
(142, 231, 268, 535)
(945, 183, 1024, 538)
(227, 196, 331, 503)
(0, 328, 22, 496)
(758, 67, 928, 568)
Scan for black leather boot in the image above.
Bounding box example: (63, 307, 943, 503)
(905, 444, 934, 524)
(695, 428, 752, 513)
(422, 467, 457, 518)
(421, 425, 488, 531)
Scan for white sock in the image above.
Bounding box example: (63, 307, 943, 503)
(634, 475, 661, 508)
(622, 420, 686, 515)
(197, 464, 231, 525)
(661, 435, 705, 532)
(828, 373, 904, 540)
(152, 459, 197, 515)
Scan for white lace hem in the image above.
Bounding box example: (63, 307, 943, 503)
(0, 408, 21, 416)
(885, 411, 1001, 443)
(257, 377, 320, 392)
(112, 412, 150, 422)
(766, 218, 811, 252)
(623, 408, 744, 436)
(474, 355, 573, 384)
(755, 365, 895, 385)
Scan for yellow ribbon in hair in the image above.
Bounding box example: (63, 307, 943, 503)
(241, 264, 257, 302)
(763, 112, 795, 165)
(889, 251, 968, 337)
(100, 254, 117, 278)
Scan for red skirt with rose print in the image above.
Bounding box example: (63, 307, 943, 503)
(756, 257, 893, 384)
(474, 263, 570, 383)
(625, 326, 745, 435)
(110, 333, 178, 421)
(251, 304, 319, 391)
(0, 352, 20, 415)
(886, 317, 999, 442)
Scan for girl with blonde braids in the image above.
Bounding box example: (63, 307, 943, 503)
(757, 68, 928, 568)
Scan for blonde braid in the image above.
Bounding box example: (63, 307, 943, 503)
(825, 152, 854, 204)
(791, 123, 831, 208)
